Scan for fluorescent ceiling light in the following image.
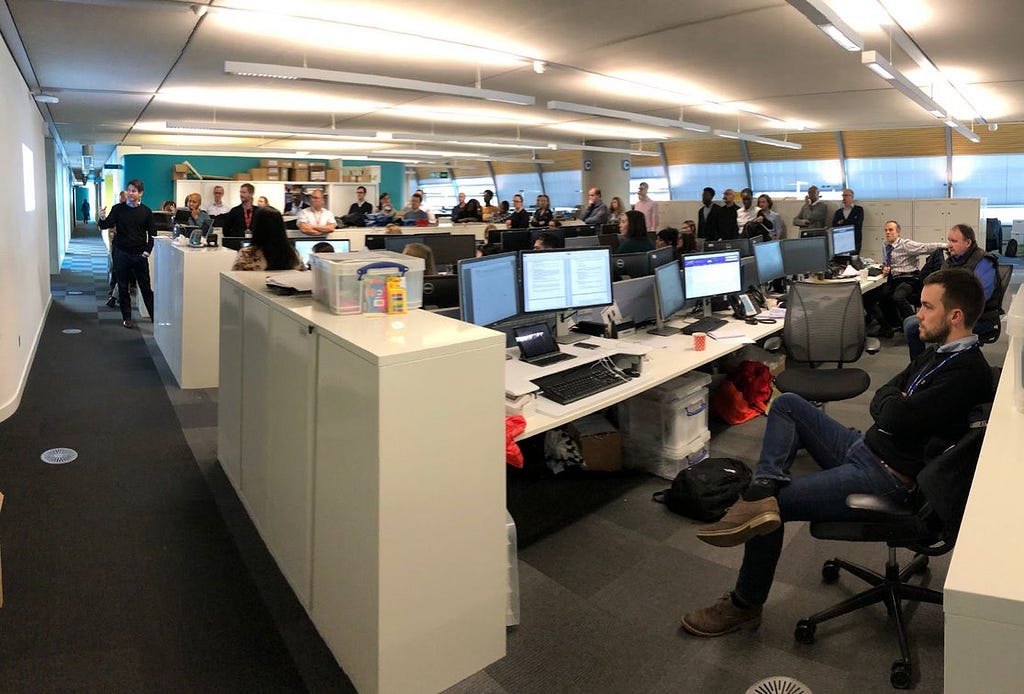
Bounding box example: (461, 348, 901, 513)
(156, 87, 385, 114)
(165, 120, 377, 139)
(225, 61, 535, 106)
(861, 51, 946, 118)
(786, 0, 864, 51)
(389, 133, 553, 149)
(553, 143, 661, 157)
(713, 130, 802, 150)
(945, 118, 980, 144)
(547, 100, 709, 133)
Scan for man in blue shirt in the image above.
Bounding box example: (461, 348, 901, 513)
(903, 224, 996, 359)
(581, 187, 609, 225)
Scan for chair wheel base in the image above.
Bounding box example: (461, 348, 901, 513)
(794, 620, 816, 644)
(891, 660, 912, 689)
(822, 560, 841, 584)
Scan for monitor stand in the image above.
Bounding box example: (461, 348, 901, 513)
(554, 312, 589, 344)
(647, 315, 679, 336)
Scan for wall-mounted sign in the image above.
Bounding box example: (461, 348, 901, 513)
(583, 159, 592, 171)
(622, 160, 631, 171)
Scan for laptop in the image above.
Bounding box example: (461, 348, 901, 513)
(514, 323, 576, 367)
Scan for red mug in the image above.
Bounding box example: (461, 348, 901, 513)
(693, 332, 707, 351)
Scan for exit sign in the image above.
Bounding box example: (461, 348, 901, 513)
(431, 171, 449, 178)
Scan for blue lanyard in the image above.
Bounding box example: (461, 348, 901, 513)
(906, 345, 978, 396)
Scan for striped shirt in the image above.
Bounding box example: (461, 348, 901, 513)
(885, 236, 946, 275)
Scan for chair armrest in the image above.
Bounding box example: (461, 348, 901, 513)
(864, 337, 881, 355)
(846, 493, 916, 517)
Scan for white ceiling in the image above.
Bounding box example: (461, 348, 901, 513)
(7, 0, 1023, 175)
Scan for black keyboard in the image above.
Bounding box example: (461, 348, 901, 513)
(531, 362, 628, 406)
(680, 316, 729, 335)
(527, 352, 576, 368)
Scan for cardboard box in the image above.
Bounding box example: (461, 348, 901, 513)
(310, 169, 325, 182)
(232, 172, 252, 181)
(567, 416, 621, 472)
(249, 167, 268, 179)
(260, 158, 293, 169)
(324, 169, 340, 182)
(173, 163, 190, 173)
(171, 172, 187, 180)
(293, 160, 310, 169)
(290, 168, 309, 182)
(309, 162, 326, 170)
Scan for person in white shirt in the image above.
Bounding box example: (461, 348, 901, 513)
(736, 188, 759, 230)
(298, 189, 336, 236)
(204, 185, 230, 217)
(633, 181, 658, 232)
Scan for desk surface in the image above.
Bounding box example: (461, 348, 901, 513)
(512, 316, 781, 439)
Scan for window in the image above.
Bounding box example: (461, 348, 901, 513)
(952, 154, 1024, 205)
(416, 178, 458, 211)
(630, 165, 670, 203)
(451, 176, 495, 206)
(668, 162, 747, 200)
(846, 157, 947, 199)
(541, 170, 582, 211)
(748, 159, 843, 195)
(495, 172, 542, 206)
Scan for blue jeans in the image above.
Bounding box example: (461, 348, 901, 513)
(734, 393, 913, 607)
(903, 315, 926, 360)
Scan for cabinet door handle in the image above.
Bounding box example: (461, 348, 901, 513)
(307, 324, 314, 335)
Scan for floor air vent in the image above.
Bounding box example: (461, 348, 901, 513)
(41, 448, 78, 465)
(746, 676, 812, 694)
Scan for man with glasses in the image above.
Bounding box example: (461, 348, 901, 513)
(204, 185, 230, 217)
(793, 185, 828, 231)
(833, 188, 865, 252)
(582, 187, 608, 225)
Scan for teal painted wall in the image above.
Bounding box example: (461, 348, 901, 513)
(123, 154, 404, 211)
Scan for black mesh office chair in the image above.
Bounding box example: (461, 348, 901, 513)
(794, 414, 989, 689)
(772, 281, 874, 405)
(976, 263, 1012, 344)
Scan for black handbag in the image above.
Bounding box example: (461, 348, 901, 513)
(652, 457, 752, 521)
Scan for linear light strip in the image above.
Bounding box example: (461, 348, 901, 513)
(546, 100, 710, 133)
(712, 129, 802, 150)
(944, 118, 980, 144)
(553, 143, 662, 157)
(388, 132, 554, 149)
(785, 0, 864, 51)
(861, 51, 946, 118)
(225, 61, 535, 106)
(166, 120, 378, 139)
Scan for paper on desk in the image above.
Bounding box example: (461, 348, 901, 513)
(840, 264, 860, 277)
(266, 270, 313, 293)
(709, 326, 753, 342)
(759, 308, 786, 319)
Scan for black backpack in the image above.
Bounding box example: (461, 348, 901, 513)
(652, 457, 752, 521)
(1005, 239, 1018, 258)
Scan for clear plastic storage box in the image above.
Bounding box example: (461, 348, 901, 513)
(623, 430, 711, 480)
(618, 371, 712, 450)
(309, 250, 424, 314)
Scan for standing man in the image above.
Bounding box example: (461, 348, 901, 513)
(298, 189, 337, 236)
(97, 179, 155, 329)
(582, 188, 609, 225)
(222, 183, 257, 238)
(347, 185, 373, 217)
(697, 187, 720, 241)
(633, 181, 658, 233)
(832, 188, 865, 252)
(286, 186, 308, 216)
(864, 221, 945, 338)
(450, 191, 468, 222)
(793, 185, 828, 230)
(717, 188, 740, 240)
(81, 198, 91, 223)
(904, 224, 998, 358)
(204, 185, 230, 217)
(736, 188, 758, 231)
(682, 268, 992, 637)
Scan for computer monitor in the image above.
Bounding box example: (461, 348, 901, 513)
(612, 275, 656, 327)
(598, 233, 620, 252)
(384, 234, 425, 253)
(173, 207, 192, 225)
(153, 211, 174, 233)
(458, 251, 520, 327)
(753, 239, 785, 284)
(521, 247, 613, 343)
(486, 228, 502, 244)
(529, 227, 565, 247)
(422, 274, 460, 309)
(364, 234, 386, 250)
(565, 235, 600, 248)
(681, 250, 742, 306)
(647, 246, 676, 273)
(704, 237, 754, 257)
(830, 225, 856, 256)
(501, 229, 533, 252)
(649, 258, 686, 336)
(740, 256, 759, 290)
(293, 239, 350, 266)
(611, 252, 649, 281)
(782, 237, 830, 276)
(424, 234, 476, 268)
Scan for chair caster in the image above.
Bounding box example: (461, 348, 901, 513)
(891, 659, 912, 689)
(794, 619, 816, 644)
(821, 560, 841, 584)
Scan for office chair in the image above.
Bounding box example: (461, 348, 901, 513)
(794, 420, 988, 689)
(771, 281, 875, 405)
(976, 263, 1012, 344)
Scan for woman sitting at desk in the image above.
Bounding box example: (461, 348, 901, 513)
(402, 242, 437, 275)
(617, 210, 655, 254)
(457, 198, 483, 223)
(231, 207, 302, 272)
(184, 193, 210, 230)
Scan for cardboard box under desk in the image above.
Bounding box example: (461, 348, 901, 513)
(567, 416, 621, 472)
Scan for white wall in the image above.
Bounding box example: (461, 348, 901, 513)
(0, 41, 53, 421)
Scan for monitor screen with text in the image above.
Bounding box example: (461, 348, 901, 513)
(521, 247, 613, 313)
(681, 250, 742, 300)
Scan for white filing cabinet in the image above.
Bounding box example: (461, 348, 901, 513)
(152, 238, 237, 388)
(218, 272, 507, 694)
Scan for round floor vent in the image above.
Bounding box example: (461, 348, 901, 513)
(746, 676, 813, 694)
(41, 448, 78, 465)
(62, 328, 82, 335)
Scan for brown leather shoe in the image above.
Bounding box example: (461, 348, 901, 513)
(681, 593, 762, 637)
(122, 319, 134, 329)
(695, 497, 781, 547)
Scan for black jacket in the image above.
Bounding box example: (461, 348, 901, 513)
(697, 204, 720, 240)
(98, 202, 155, 254)
(865, 344, 992, 478)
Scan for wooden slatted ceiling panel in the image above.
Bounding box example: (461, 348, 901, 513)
(543, 149, 583, 171)
(663, 138, 743, 164)
(747, 132, 838, 161)
(842, 127, 946, 158)
(492, 161, 538, 175)
(951, 123, 1024, 155)
(449, 161, 490, 177)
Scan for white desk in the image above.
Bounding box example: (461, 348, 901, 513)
(944, 343, 1024, 692)
(218, 273, 507, 694)
(152, 238, 237, 388)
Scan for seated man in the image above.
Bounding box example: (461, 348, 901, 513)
(903, 224, 997, 359)
(682, 268, 992, 637)
(864, 220, 945, 338)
